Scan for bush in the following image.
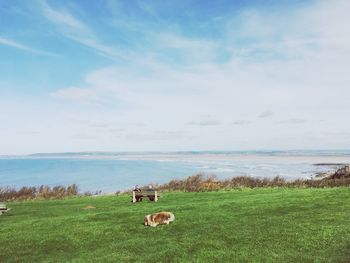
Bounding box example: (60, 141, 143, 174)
(156, 173, 350, 192)
(0, 184, 80, 201)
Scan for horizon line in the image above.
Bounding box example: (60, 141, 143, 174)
(1, 149, 350, 157)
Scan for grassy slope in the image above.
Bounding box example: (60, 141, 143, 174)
(0, 188, 350, 263)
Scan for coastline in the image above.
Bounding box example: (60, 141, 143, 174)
(0, 151, 349, 193)
(1, 151, 350, 164)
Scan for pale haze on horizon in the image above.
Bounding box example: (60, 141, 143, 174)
(0, 0, 350, 155)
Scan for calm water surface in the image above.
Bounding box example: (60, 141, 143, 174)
(0, 152, 349, 192)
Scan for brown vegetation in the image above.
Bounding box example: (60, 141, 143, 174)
(0, 184, 79, 201)
(156, 172, 350, 192)
(2, 166, 349, 200)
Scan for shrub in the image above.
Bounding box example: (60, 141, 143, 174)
(0, 184, 80, 201)
(155, 173, 350, 192)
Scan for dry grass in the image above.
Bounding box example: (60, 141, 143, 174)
(156, 173, 350, 192)
(2, 169, 349, 201)
(0, 184, 79, 201)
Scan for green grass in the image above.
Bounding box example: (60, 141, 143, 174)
(1, 188, 350, 262)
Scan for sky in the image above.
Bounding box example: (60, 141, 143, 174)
(0, 0, 350, 155)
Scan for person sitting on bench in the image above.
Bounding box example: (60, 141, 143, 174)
(147, 184, 156, 201)
(133, 185, 143, 202)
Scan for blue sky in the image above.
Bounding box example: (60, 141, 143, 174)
(0, 0, 350, 154)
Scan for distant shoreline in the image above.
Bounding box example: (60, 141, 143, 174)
(2, 150, 350, 159)
(0, 153, 349, 169)
(0, 153, 348, 193)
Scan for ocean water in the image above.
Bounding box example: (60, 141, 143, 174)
(0, 151, 349, 193)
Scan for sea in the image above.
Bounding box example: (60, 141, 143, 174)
(0, 151, 349, 193)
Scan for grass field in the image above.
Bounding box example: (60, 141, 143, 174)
(1, 188, 350, 262)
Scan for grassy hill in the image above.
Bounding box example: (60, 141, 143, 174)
(1, 188, 350, 262)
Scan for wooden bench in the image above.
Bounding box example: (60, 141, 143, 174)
(131, 191, 160, 203)
(0, 203, 10, 215)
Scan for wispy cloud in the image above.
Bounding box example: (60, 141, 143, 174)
(277, 118, 308, 124)
(38, 0, 126, 61)
(2, 0, 350, 153)
(89, 122, 111, 128)
(109, 128, 125, 133)
(17, 131, 41, 135)
(0, 36, 56, 56)
(232, 120, 251, 125)
(51, 86, 101, 104)
(188, 120, 221, 126)
(125, 131, 192, 141)
(258, 111, 274, 119)
(71, 134, 98, 140)
(0, 37, 34, 51)
(38, 0, 86, 30)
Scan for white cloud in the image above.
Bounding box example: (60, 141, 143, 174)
(2, 0, 350, 154)
(51, 86, 101, 104)
(0, 37, 34, 51)
(38, 0, 86, 30)
(277, 118, 308, 125)
(258, 111, 274, 119)
(125, 131, 191, 142)
(0, 36, 56, 56)
(18, 131, 41, 135)
(38, 0, 126, 61)
(157, 32, 216, 50)
(232, 120, 251, 126)
(188, 120, 221, 126)
(71, 134, 98, 140)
